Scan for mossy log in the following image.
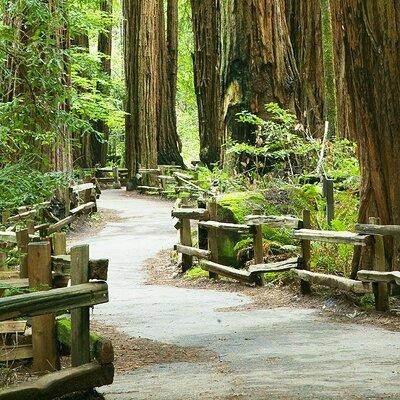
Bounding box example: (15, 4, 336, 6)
(57, 318, 114, 365)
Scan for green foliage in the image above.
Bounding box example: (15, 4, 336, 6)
(185, 266, 209, 279)
(0, 159, 67, 213)
(0, 0, 124, 167)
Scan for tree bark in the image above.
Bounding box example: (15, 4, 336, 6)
(330, 0, 400, 272)
(91, 0, 113, 167)
(123, 0, 159, 186)
(190, 0, 223, 166)
(191, 0, 298, 166)
(286, 0, 325, 137)
(156, 0, 185, 167)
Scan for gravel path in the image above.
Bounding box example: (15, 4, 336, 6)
(73, 189, 400, 399)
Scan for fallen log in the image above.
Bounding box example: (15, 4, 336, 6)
(292, 269, 371, 294)
(57, 318, 114, 365)
(0, 362, 114, 400)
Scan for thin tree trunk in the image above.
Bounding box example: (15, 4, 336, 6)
(91, 0, 112, 167)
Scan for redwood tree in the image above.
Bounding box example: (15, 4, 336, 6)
(191, 0, 298, 166)
(286, 1, 325, 137)
(331, 1, 400, 271)
(156, 0, 184, 167)
(91, 0, 112, 167)
(123, 0, 158, 186)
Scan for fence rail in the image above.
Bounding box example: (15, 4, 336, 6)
(172, 198, 399, 312)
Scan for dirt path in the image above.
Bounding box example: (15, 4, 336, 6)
(72, 190, 400, 399)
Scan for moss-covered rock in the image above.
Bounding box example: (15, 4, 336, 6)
(214, 191, 267, 267)
(216, 191, 267, 223)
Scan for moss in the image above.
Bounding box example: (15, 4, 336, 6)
(216, 191, 266, 223)
(185, 266, 209, 279)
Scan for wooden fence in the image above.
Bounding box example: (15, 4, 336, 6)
(173, 199, 399, 312)
(0, 236, 113, 399)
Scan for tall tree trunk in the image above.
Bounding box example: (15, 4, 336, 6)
(191, 0, 298, 166)
(123, 0, 158, 187)
(286, 1, 325, 137)
(156, 0, 185, 167)
(191, 0, 223, 166)
(330, 0, 356, 140)
(91, 0, 113, 167)
(331, 1, 400, 272)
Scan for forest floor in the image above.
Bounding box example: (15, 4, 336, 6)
(69, 189, 400, 400)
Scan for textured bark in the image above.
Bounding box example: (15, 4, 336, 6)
(191, 0, 223, 166)
(330, 0, 356, 139)
(221, 0, 298, 143)
(91, 0, 113, 167)
(191, 0, 298, 165)
(156, 0, 184, 167)
(286, 0, 325, 137)
(1, 0, 72, 171)
(331, 1, 400, 272)
(123, 0, 158, 184)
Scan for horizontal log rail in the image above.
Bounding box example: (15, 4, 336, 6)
(201, 261, 252, 283)
(51, 256, 109, 280)
(174, 244, 211, 260)
(356, 223, 400, 236)
(0, 362, 114, 400)
(171, 208, 209, 220)
(71, 183, 95, 193)
(249, 257, 301, 274)
(293, 229, 370, 246)
(246, 215, 301, 228)
(292, 269, 371, 294)
(357, 270, 400, 285)
(70, 201, 96, 215)
(0, 282, 108, 321)
(198, 220, 250, 233)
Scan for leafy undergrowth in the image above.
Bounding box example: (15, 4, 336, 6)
(0, 159, 68, 214)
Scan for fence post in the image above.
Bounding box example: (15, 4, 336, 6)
(300, 210, 312, 294)
(252, 209, 264, 286)
(369, 217, 389, 311)
(26, 219, 35, 235)
(197, 199, 208, 251)
(71, 244, 91, 367)
(16, 228, 29, 278)
(207, 199, 219, 279)
(1, 210, 10, 225)
(52, 232, 67, 256)
(323, 177, 335, 225)
(179, 198, 193, 272)
(28, 241, 59, 373)
(64, 187, 71, 217)
(113, 167, 122, 189)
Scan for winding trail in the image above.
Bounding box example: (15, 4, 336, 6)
(74, 190, 400, 399)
